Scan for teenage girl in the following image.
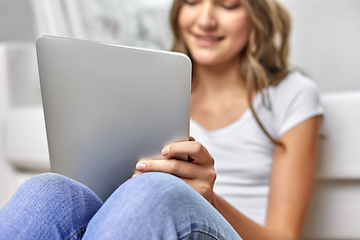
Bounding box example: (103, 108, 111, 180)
(0, 0, 323, 239)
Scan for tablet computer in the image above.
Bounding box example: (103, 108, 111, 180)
(36, 36, 191, 201)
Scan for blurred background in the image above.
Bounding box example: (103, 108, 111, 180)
(1, 0, 360, 91)
(0, 0, 359, 239)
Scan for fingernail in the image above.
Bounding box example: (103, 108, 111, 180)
(136, 162, 145, 171)
(162, 147, 170, 156)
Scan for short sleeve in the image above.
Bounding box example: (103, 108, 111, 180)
(272, 72, 324, 139)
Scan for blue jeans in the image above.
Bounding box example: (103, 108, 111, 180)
(0, 172, 242, 239)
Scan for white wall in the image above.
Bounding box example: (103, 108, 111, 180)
(280, 0, 360, 92)
(0, 0, 35, 41)
(3, 0, 359, 93)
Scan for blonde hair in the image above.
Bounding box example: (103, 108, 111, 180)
(170, 0, 291, 145)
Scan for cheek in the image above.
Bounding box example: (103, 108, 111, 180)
(227, 15, 252, 43)
(177, 7, 191, 33)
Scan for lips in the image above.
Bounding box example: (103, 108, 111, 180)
(192, 33, 224, 47)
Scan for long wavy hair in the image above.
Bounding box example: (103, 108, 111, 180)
(170, 0, 291, 145)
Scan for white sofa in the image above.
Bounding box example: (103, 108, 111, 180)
(302, 92, 360, 240)
(0, 43, 359, 239)
(0, 42, 48, 209)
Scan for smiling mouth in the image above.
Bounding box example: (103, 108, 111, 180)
(192, 33, 225, 46)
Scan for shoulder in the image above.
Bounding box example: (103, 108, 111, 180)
(268, 71, 324, 138)
(270, 71, 320, 102)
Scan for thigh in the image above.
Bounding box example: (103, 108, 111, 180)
(0, 173, 103, 240)
(83, 172, 242, 240)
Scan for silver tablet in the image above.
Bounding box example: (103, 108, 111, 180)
(36, 36, 191, 201)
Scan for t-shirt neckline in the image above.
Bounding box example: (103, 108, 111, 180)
(190, 92, 262, 136)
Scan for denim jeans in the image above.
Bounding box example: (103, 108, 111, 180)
(0, 172, 242, 240)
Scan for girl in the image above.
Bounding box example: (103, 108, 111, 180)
(0, 0, 323, 239)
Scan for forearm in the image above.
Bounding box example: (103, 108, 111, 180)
(212, 194, 294, 240)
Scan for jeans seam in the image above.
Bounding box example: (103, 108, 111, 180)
(68, 226, 86, 240)
(180, 229, 223, 240)
(195, 230, 218, 239)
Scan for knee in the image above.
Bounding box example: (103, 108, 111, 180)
(19, 173, 75, 197)
(12, 172, 102, 218)
(24, 172, 71, 187)
(126, 172, 189, 194)
(115, 172, 199, 208)
(17, 173, 102, 207)
(89, 172, 211, 236)
(1, 173, 103, 238)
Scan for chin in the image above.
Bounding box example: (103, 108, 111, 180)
(189, 48, 238, 67)
(191, 54, 220, 66)
(192, 56, 229, 67)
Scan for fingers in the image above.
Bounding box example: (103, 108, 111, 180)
(134, 137, 216, 202)
(136, 159, 203, 179)
(133, 137, 213, 179)
(161, 141, 213, 165)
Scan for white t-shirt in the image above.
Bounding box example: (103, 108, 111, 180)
(189, 71, 324, 225)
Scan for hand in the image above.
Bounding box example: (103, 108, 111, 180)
(133, 137, 217, 204)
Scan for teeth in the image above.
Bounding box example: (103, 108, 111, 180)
(200, 37, 218, 41)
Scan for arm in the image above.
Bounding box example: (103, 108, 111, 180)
(212, 115, 322, 240)
(265, 115, 322, 239)
(135, 116, 322, 240)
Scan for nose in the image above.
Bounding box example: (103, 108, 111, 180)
(196, 2, 217, 30)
